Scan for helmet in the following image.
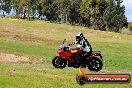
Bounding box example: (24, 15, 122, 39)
(76, 32, 84, 42)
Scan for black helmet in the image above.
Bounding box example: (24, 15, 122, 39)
(76, 32, 84, 42)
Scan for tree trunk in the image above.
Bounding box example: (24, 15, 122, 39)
(3, 11, 5, 17)
(23, 9, 26, 19)
(66, 14, 68, 23)
(61, 13, 63, 23)
(47, 14, 51, 21)
(16, 9, 19, 18)
(27, 6, 30, 21)
(38, 14, 42, 19)
(32, 9, 35, 19)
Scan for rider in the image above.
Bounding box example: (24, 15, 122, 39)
(69, 32, 92, 63)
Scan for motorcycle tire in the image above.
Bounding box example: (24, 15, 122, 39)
(52, 56, 67, 68)
(87, 57, 103, 72)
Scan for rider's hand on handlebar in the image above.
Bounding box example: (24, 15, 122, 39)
(69, 44, 71, 46)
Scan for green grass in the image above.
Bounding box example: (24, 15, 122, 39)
(0, 39, 131, 70)
(0, 63, 132, 88)
(0, 18, 132, 88)
(0, 39, 57, 59)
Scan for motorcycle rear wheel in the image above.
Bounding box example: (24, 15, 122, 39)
(52, 57, 67, 68)
(87, 57, 103, 72)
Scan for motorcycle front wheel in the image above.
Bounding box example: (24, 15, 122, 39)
(52, 56, 67, 68)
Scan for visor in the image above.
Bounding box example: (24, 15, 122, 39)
(76, 36, 81, 41)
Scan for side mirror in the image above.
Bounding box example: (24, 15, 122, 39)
(63, 39, 66, 44)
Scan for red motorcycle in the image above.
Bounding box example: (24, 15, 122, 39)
(52, 39, 103, 71)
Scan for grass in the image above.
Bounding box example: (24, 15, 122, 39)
(0, 39, 131, 70)
(0, 17, 132, 88)
(0, 63, 132, 88)
(0, 39, 57, 59)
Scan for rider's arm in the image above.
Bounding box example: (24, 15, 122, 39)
(69, 41, 78, 46)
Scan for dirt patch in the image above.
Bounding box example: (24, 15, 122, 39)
(66, 32, 75, 38)
(0, 53, 42, 64)
(0, 30, 61, 45)
(0, 53, 30, 63)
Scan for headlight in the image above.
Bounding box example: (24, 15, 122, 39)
(57, 50, 61, 53)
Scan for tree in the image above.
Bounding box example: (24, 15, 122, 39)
(36, 0, 44, 19)
(29, 0, 38, 19)
(0, 0, 12, 17)
(104, 0, 128, 32)
(80, 0, 92, 27)
(69, 0, 81, 25)
(51, 0, 71, 23)
(80, 0, 127, 32)
(12, 0, 28, 18)
(0, 0, 127, 32)
(39, 0, 55, 21)
(93, 0, 108, 30)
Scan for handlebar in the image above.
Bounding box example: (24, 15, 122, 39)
(63, 39, 67, 44)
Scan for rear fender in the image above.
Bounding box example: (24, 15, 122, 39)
(88, 54, 103, 61)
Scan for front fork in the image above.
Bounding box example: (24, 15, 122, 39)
(99, 54, 103, 61)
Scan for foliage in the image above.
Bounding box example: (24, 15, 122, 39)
(0, 0, 128, 32)
(0, 0, 12, 16)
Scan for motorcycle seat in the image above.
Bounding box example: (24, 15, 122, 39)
(70, 47, 80, 50)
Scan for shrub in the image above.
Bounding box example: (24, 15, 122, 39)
(129, 26, 132, 31)
(121, 28, 131, 35)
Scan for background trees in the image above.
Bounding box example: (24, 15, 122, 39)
(0, 0, 128, 32)
(0, 0, 12, 17)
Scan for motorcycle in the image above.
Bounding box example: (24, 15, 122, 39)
(52, 39, 103, 71)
